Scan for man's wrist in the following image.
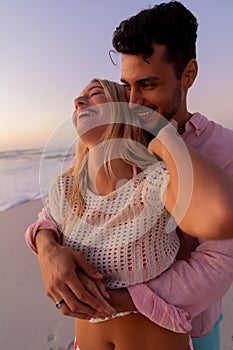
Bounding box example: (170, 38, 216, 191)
(36, 229, 59, 255)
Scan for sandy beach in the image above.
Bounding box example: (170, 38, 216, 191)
(0, 199, 74, 350)
(0, 199, 232, 350)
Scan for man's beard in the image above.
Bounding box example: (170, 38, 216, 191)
(161, 84, 182, 121)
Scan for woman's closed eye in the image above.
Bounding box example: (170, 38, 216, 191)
(90, 89, 104, 97)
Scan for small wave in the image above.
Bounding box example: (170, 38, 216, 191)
(0, 147, 75, 160)
(42, 152, 75, 160)
(0, 148, 43, 159)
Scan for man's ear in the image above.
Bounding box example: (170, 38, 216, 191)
(182, 59, 198, 88)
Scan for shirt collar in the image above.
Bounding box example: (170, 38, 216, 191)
(184, 113, 208, 136)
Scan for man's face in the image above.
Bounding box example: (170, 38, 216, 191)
(121, 44, 186, 132)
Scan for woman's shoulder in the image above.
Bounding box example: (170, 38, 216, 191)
(144, 160, 169, 179)
(142, 161, 170, 201)
(49, 171, 74, 197)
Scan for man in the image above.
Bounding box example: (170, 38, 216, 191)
(110, 3, 233, 349)
(25, 2, 233, 349)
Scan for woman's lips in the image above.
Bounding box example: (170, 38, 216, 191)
(77, 109, 97, 121)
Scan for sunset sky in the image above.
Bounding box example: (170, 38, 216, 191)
(0, 0, 232, 151)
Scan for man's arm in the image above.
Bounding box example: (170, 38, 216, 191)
(126, 238, 233, 334)
(25, 197, 61, 254)
(25, 199, 116, 319)
(35, 229, 116, 319)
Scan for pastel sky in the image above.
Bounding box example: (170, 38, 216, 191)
(0, 0, 232, 151)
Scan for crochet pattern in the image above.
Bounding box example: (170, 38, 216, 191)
(49, 161, 180, 288)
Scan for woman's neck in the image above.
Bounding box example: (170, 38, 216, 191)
(87, 158, 133, 196)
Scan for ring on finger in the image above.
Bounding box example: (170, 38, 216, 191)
(55, 298, 65, 309)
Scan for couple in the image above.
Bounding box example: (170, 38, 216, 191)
(25, 2, 233, 350)
(30, 78, 231, 350)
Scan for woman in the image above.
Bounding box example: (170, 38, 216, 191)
(45, 78, 194, 349)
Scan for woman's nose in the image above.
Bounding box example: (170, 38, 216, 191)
(74, 96, 88, 110)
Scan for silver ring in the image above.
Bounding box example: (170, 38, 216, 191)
(55, 299, 65, 309)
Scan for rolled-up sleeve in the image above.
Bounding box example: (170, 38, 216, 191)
(25, 197, 60, 254)
(128, 239, 233, 335)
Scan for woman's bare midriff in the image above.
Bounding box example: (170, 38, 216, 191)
(75, 312, 189, 350)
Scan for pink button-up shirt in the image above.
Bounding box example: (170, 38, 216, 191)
(25, 113, 233, 337)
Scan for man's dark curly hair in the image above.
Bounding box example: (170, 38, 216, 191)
(112, 1, 198, 78)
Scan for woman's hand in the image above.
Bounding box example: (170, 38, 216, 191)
(76, 270, 117, 319)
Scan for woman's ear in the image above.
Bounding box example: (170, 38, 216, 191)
(182, 59, 198, 88)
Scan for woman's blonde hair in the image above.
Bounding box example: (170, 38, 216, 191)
(62, 78, 155, 228)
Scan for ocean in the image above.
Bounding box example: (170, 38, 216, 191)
(0, 148, 75, 212)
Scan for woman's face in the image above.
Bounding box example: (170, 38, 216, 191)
(72, 82, 110, 148)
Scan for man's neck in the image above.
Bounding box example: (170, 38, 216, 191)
(174, 112, 192, 134)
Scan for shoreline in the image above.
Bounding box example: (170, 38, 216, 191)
(0, 199, 232, 349)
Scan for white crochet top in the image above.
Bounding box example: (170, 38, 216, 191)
(49, 160, 179, 289)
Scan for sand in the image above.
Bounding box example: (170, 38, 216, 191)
(0, 199, 232, 350)
(0, 199, 74, 350)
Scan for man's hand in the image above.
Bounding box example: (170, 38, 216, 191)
(36, 229, 116, 319)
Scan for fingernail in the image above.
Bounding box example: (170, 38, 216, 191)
(103, 290, 110, 299)
(94, 272, 103, 278)
(111, 310, 117, 316)
(105, 308, 116, 317)
(97, 306, 104, 312)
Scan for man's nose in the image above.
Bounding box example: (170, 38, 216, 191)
(128, 88, 143, 108)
